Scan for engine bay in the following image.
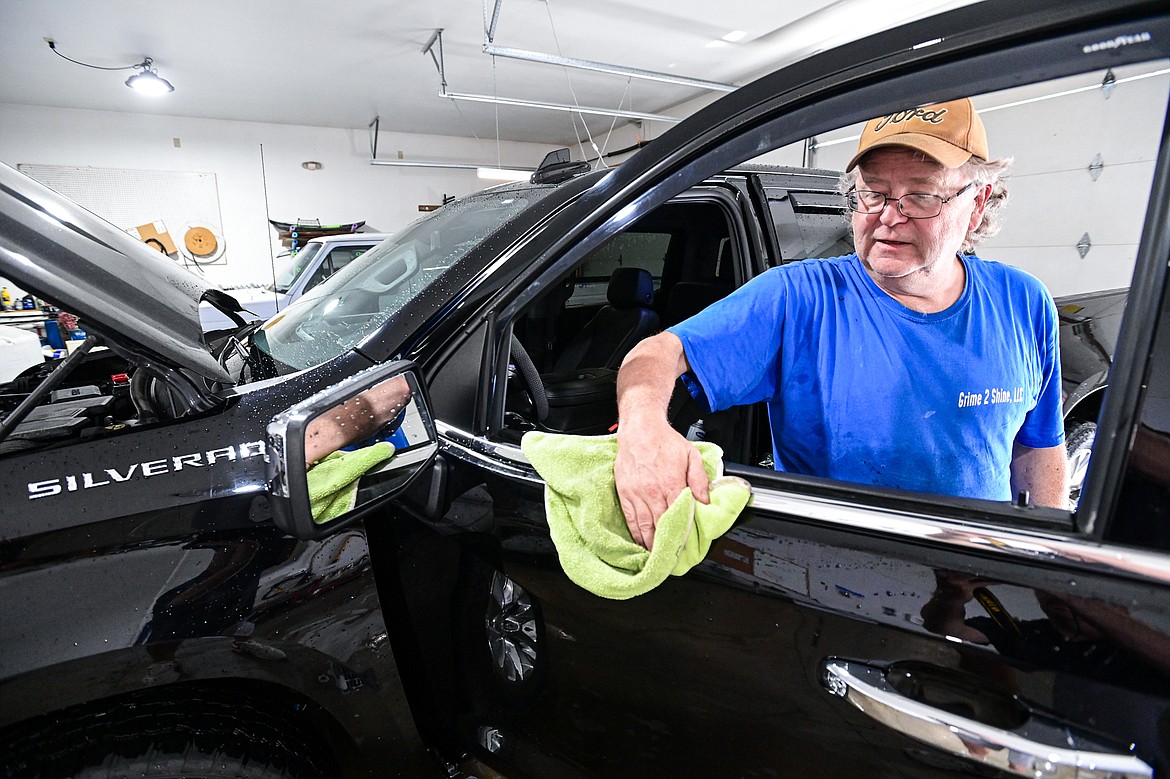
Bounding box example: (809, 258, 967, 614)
(0, 326, 271, 457)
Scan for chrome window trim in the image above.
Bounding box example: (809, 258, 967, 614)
(748, 490, 1170, 583)
(437, 421, 1170, 585)
(438, 421, 541, 485)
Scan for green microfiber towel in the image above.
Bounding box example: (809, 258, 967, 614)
(307, 441, 396, 523)
(520, 431, 751, 600)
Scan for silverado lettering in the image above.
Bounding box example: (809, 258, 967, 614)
(27, 440, 266, 500)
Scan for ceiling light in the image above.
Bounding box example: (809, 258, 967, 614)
(46, 39, 175, 96)
(476, 167, 531, 181)
(125, 59, 174, 95)
(368, 158, 536, 175)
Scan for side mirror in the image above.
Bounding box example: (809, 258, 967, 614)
(266, 360, 438, 539)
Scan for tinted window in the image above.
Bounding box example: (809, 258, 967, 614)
(579, 232, 670, 282)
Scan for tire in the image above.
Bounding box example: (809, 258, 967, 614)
(1065, 420, 1097, 509)
(2, 693, 337, 779)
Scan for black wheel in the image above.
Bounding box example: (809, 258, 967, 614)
(454, 564, 548, 713)
(484, 570, 543, 688)
(1065, 420, 1097, 509)
(2, 694, 338, 779)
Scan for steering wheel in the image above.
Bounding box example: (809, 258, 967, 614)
(509, 335, 549, 423)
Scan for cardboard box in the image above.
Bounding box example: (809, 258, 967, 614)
(128, 221, 178, 255)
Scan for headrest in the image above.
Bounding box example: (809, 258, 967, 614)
(531, 277, 574, 317)
(607, 267, 654, 308)
(667, 282, 732, 324)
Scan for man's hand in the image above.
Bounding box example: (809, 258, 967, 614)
(613, 332, 708, 550)
(615, 419, 709, 550)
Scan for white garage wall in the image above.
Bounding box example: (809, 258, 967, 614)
(783, 62, 1170, 298)
(0, 103, 554, 289)
(975, 67, 1168, 298)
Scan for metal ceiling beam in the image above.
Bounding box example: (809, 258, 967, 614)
(485, 0, 504, 43)
(438, 89, 681, 123)
(482, 43, 737, 93)
(422, 28, 682, 124)
(422, 29, 447, 91)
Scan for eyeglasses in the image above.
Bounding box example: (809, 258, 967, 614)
(847, 181, 976, 219)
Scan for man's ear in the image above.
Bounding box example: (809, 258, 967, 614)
(967, 182, 993, 232)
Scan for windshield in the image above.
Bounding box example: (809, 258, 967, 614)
(269, 244, 322, 293)
(256, 186, 551, 370)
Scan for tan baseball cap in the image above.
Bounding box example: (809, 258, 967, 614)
(846, 98, 988, 171)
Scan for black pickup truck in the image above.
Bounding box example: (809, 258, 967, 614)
(0, 154, 853, 777)
(3, 1, 1170, 777)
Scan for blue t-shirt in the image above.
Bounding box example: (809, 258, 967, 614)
(669, 254, 1063, 501)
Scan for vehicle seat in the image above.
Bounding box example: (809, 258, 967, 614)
(538, 268, 657, 436)
(521, 276, 575, 371)
(552, 267, 659, 372)
(665, 281, 733, 327)
(664, 280, 744, 459)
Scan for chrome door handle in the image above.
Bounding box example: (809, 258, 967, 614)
(822, 659, 1152, 779)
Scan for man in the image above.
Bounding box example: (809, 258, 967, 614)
(614, 98, 1068, 550)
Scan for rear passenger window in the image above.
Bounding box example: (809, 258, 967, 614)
(764, 188, 852, 262)
(570, 232, 671, 309)
(579, 232, 670, 283)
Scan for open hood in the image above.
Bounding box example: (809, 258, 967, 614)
(0, 163, 232, 384)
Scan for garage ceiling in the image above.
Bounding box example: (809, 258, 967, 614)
(0, 0, 980, 147)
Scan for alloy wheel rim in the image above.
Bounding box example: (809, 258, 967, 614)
(485, 571, 539, 683)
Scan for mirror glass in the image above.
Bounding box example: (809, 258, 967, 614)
(267, 362, 437, 538)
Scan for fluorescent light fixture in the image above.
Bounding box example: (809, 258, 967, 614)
(369, 158, 535, 174)
(477, 167, 531, 181)
(440, 89, 682, 123)
(371, 159, 480, 170)
(481, 43, 736, 93)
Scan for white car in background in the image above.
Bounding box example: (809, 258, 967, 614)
(199, 232, 391, 332)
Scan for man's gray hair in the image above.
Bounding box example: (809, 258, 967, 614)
(839, 155, 1013, 253)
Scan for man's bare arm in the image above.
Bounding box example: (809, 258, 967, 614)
(614, 332, 709, 550)
(1010, 442, 1069, 509)
(304, 376, 411, 464)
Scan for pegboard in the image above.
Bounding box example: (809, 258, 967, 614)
(17, 164, 227, 265)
